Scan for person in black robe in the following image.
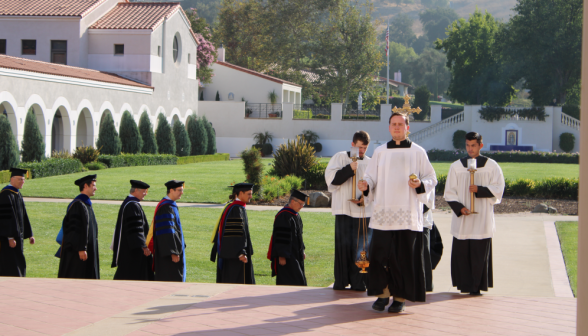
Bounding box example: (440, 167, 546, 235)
(0, 168, 34, 277)
(111, 180, 154, 281)
(58, 174, 100, 279)
(268, 189, 308, 286)
(150, 180, 186, 282)
(210, 183, 255, 284)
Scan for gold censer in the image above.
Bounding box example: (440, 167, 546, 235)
(355, 250, 370, 273)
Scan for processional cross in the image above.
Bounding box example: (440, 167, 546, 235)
(392, 94, 422, 116)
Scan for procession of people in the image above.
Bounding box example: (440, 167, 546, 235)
(0, 116, 504, 313)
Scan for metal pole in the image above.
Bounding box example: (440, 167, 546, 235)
(386, 21, 390, 103)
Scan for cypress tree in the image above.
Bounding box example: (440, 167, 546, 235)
(21, 108, 45, 162)
(187, 115, 207, 155)
(119, 111, 143, 154)
(215, 91, 220, 101)
(155, 113, 176, 154)
(0, 115, 20, 170)
(96, 113, 122, 155)
(201, 115, 216, 154)
(138, 112, 158, 154)
(173, 120, 191, 157)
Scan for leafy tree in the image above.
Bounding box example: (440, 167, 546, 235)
(411, 36, 431, 55)
(21, 108, 45, 162)
(409, 48, 451, 99)
(435, 10, 515, 105)
(155, 114, 176, 155)
(500, 0, 582, 105)
(186, 8, 217, 84)
(378, 42, 418, 86)
(201, 116, 216, 154)
(119, 111, 143, 154)
(173, 120, 191, 157)
(419, 7, 459, 42)
(0, 115, 20, 170)
(96, 113, 121, 155)
(181, 0, 221, 25)
(138, 112, 158, 154)
(187, 115, 208, 155)
(379, 14, 416, 48)
(413, 85, 431, 120)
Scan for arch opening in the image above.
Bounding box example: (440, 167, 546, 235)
(51, 106, 72, 153)
(0, 101, 18, 148)
(76, 108, 94, 148)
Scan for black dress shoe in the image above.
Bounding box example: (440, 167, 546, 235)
(372, 298, 390, 311)
(388, 300, 405, 313)
(470, 291, 482, 296)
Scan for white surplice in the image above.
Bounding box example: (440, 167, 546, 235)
(325, 151, 373, 218)
(444, 158, 505, 239)
(363, 141, 437, 232)
(423, 190, 435, 230)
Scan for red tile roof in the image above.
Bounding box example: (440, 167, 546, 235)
(0, 55, 153, 89)
(89, 2, 181, 30)
(376, 76, 413, 88)
(0, 0, 107, 17)
(216, 61, 302, 88)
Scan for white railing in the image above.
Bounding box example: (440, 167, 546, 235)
(561, 112, 580, 130)
(410, 111, 465, 143)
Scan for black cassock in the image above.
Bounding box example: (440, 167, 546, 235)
(153, 202, 185, 282)
(58, 196, 100, 279)
(211, 202, 255, 284)
(0, 186, 33, 277)
(269, 207, 307, 286)
(111, 197, 154, 281)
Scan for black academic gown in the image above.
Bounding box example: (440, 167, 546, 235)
(0, 186, 33, 277)
(211, 204, 255, 284)
(112, 197, 154, 281)
(270, 207, 307, 286)
(153, 202, 185, 282)
(58, 197, 100, 279)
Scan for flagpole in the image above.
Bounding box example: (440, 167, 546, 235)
(386, 21, 390, 104)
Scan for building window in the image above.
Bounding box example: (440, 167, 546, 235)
(22, 40, 36, 55)
(172, 36, 178, 62)
(0, 40, 6, 54)
(188, 53, 191, 63)
(157, 45, 161, 57)
(114, 44, 124, 55)
(51, 40, 67, 64)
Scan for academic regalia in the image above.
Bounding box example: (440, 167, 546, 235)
(0, 183, 33, 277)
(363, 139, 437, 302)
(211, 200, 255, 284)
(58, 194, 100, 279)
(111, 196, 154, 281)
(325, 151, 373, 291)
(444, 155, 505, 293)
(268, 206, 307, 286)
(149, 198, 186, 282)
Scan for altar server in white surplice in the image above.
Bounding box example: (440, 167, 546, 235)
(325, 131, 373, 291)
(358, 113, 437, 313)
(444, 132, 505, 296)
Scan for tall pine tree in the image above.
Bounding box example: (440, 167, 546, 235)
(119, 111, 143, 154)
(21, 108, 45, 162)
(201, 115, 216, 154)
(155, 113, 176, 154)
(138, 112, 158, 154)
(172, 120, 191, 157)
(96, 113, 122, 155)
(187, 115, 207, 155)
(0, 115, 20, 170)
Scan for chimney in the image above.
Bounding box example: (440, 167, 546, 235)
(398, 70, 402, 83)
(217, 44, 225, 62)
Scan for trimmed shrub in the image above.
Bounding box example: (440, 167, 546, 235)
(0, 170, 13, 183)
(413, 85, 431, 121)
(533, 177, 578, 200)
(241, 147, 263, 194)
(84, 161, 108, 170)
(176, 153, 230, 165)
(312, 143, 322, 153)
(479, 106, 547, 122)
(173, 120, 191, 157)
(304, 162, 328, 189)
(155, 113, 176, 155)
(435, 174, 447, 195)
(427, 149, 579, 164)
(98, 153, 177, 168)
(119, 111, 143, 154)
(272, 136, 318, 178)
(559, 132, 575, 153)
(96, 113, 122, 155)
(21, 108, 45, 162)
(202, 115, 216, 154)
(187, 115, 207, 155)
(507, 178, 536, 197)
(0, 115, 20, 170)
(452, 130, 467, 150)
(51, 150, 72, 159)
(73, 146, 100, 164)
(215, 91, 220, 101)
(259, 175, 304, 201)
(389, 97, 405, 107)
(262, 143, 273, 156)
(139, 112, 158, 154)
(19, 158, 83, 178)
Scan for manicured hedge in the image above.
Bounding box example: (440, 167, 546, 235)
(0, 170, 11, 183)
(427, 149, 579, 163)
(177, 153, 230, 165)
(98, 154, 177, 168)
(19, 158, 83, 179)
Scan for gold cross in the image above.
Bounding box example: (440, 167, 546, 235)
(391, 94, 422, 116)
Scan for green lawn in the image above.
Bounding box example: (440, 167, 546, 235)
(555, 221, 578, 296)
(24, 202, 335, 287)
(430, 101, 464, 109)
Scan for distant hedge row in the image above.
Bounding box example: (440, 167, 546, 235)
(98, 154, 177, 168)
(177, 153, 229, 165)
(427, 149, 579, 164)
(18, 158, 83, 179)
